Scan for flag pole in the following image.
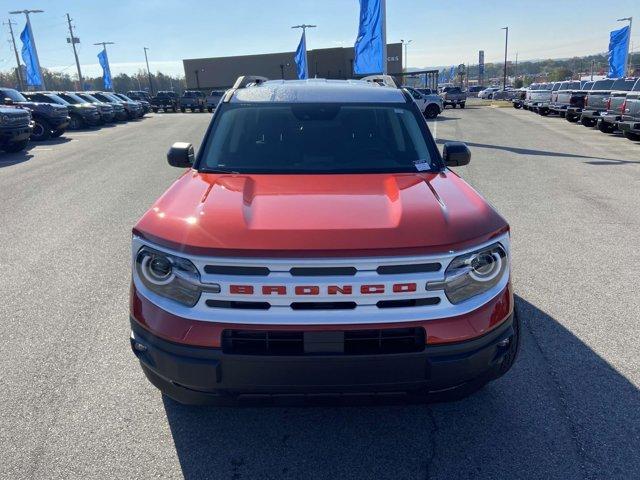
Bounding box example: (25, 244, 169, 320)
(381, 0, 387, 74)
(292, 24, 316, 79)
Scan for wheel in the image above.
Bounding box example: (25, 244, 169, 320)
(623, 131, 640, 141)
(207, 107, 213, 113)
(539, 108, 549, 116)
(2, 139, 29, 153)
(581, 118, 597, 127)
(424, 104, 439, 119)
(51, 128, 65, 138)
(30, 119, 51, 141)
(459, 102, 465, 109)
(598, 122, 615, 134)
(513, 103, 522, 109)
(68, 114, 84, 130)
(566, 113, 579, 123)
(559, 111, 566, 118)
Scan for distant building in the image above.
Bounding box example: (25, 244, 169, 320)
(183, 43, 403, 90)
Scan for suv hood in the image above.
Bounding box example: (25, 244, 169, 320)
(134, 172, 508, 256)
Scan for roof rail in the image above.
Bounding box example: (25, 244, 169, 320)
(223, 75, 269, 102)
(361, 74, 399, 88)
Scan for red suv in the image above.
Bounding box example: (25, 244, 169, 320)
(130, 76, 519, 404)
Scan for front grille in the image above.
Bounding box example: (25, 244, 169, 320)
(222, 327, 426, 355)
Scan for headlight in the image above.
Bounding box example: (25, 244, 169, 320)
(440, 243, 508, 304)
(135, 247, 219, 307)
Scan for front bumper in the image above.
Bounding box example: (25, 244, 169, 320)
(0, 123, 33, 144)
(81, 111, 101, 126)
(131, 311, 516, 404)
(618, 120, 640, 133)
(599, 113, 621, 127)
(580, 109, 604, 120)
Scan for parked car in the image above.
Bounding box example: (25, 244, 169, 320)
(23, 92, 101, 130)
(403, 86, 443, 118)
(578, 78, 617, 127)
(416, 88, 436, 95)
(511, 89, 526, 108)
(129, 76, 519, 405)
(113, 93, 146, 118)
(549, 81, 583, 117)
(565, 81, 594, 122)
(85, 92, 132, 121)
(478, 87, 499, 99)
(0, 88, 69, 141)
(206, 90, 225, 112)
(616, 78, 640, 141)
(123, 91, 151, 113)
(151, 91, 179, 113)
(596, 78, 637, 133)
(467, 85, 487, 97)
(492, 89, 516, 101)
(0, 106, 33, 153)
(180, 91, 206, 112)
(439, 86, 467, 108)
(75, 92, 120, 123)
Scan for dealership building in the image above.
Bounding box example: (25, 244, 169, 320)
(182, 43, 403, 90)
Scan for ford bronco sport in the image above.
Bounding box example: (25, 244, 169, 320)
(130, 76, 519, 404)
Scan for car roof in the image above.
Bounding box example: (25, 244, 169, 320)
(230, 78, 407, 104)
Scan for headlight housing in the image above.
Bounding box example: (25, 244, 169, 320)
(135, 247, 219, 307)
(441, 243, 508, 304)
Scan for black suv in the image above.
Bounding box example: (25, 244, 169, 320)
(81, 92, 128, 121)
(151, 91, 179, 113)
(74, 92, 119, 123)
(0, 88, 70, 141)
(0, 106, 33, 153)
(23, 92, 101, 130)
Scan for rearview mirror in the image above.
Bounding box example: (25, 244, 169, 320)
(442, 142, 470, 167)
(167, 142, 195, 168)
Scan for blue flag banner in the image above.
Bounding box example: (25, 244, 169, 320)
(294, 31, 308, 80)
(98, 48, 113, 90)
(608, 26, 630, 78)
(20, 24, 43, 87)
(353, 0, 384, 75)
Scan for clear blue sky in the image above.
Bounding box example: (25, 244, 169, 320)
(1, 0, 638, 78)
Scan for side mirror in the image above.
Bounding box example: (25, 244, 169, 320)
(4, 98, 14, 106)
(443, 142, 471, 167)
(167, 142, 194, 168)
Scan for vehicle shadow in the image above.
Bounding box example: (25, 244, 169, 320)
(25, 137, 73, 150)
(435, 138, 640, 165)
(430, 116, 461, 122)
(0, 150, 34, 168)
(162, 295, 640, 480)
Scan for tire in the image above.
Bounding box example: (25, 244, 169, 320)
(68, 114, 84, 130)
(581, 118, 597, 127)
(3, 139, 29, 153)
(31, 118, 51, 141)
(539, 108, 549, 116)
(623, 131, 640, 141)
(51, 128, 65, 138)
(513, 103, 522, 109)
(560, 111, 566, 118)
(566, 113, 579, 123)
(459, 102, 466, 109)
(207, 107, 213, 113)
(598, 122, 615, 134)
(424, 104, 439, 119)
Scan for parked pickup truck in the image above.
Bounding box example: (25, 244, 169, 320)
(578, 78, 617, 127)
(0, 88, 69, 141)
(596, 78, 638, 133)
(23, 92, 101, 130)
(525, 83, 553, 115)
(206, 90, 225, 112)
(129, 75, 519, 405)
(549, 81, 582, 117)
(180, 91, 206, 112)
(565, 81, 594, 122)
(439, 86, 467, 108)
(151, 91, 179, 113)
(617, 78, 640, 141)
(0, 106, 33, 153)
(403, 86, 443, 118)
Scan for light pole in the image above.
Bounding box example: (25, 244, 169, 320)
(617, 17, 633, 76)
(501, 26, 509, 90)
(194, 68, 204, 89)
(9, 9, 45, 89)
(291, 24, 316, 78)
(400, 39, 412, 72)
(144, 47, 154, 94)
(279, 62, 291, 80)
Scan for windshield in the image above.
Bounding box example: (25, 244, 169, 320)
(45, 94, 69, 105)
(583, 82, 594, 90)
(199, 103, 437, 174)
(611, 79, 635, 91)
(2, 89, 28, 102)
(633, 79, 640, 91)
(552, 83, 561, 91)
(60, 93, 87, 104)
(592, 79, 615, 90)
(79, 93, 101, 103)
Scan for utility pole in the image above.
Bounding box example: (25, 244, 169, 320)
(66, 13, 83, 90)
(501, 26, 509, 90)
(401, 39, 412, 72)
(4, 20, 23, 90)
(143, 47, 154, 94)
(617, 17, 633, 76)
(9, 9, 45, 89)
(291, 24, 317, 78)
(514, 52, 518, 81)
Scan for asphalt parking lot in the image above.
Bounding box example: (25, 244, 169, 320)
(1, 106, 639, 480)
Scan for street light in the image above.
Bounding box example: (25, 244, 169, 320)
(501, 27, 509, 91)
(617, 17, 633, 77)
(279, 62, 291, 80)
(400, 39, 412, 72)
(194, 68, 204, 89)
